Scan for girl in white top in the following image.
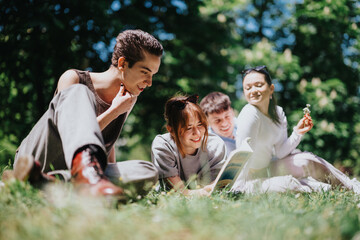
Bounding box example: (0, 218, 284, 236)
(232, 65, 360, 193)
(151, 94, 226, 196)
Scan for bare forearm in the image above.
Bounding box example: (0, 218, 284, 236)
(166, 176, 189, 194)
(166, 176, 212, 196)
(97, 108, 119, 131)
(97, 95, 136, 131)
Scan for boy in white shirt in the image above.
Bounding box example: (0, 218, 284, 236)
(200, 92, 237, 154)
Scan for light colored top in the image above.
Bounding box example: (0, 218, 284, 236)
(151, 133, 226, 187)
(209, 118, 237, 155)
(235, 104, 303, 170)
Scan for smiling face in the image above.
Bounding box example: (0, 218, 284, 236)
(179, 113, 206, 156)
(207, 108, 235, 139)
(121, 51, 161, 96)
(243, 71, 274, 114)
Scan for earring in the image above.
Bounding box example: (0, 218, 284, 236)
(270, 95, 273, 100)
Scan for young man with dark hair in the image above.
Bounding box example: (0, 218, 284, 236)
(13, 29, 164, 199)
(200, 92, 237, 154)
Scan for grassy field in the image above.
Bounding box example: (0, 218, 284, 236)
(1, 180, 360, 240)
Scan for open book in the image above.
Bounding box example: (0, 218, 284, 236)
(210, 137, 253, 194)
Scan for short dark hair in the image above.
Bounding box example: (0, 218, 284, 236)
(200, 92, 232, 116)
(111, 29, 163, 68)
(165, 94, 208, 157)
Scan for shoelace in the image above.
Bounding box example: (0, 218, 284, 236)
(80, 149, 105, 184)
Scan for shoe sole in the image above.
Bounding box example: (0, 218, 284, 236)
(14, 155, 34, 181)
(1, 170, 15, 181)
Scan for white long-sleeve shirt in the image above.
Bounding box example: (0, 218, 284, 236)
(235, 104, 303, 170)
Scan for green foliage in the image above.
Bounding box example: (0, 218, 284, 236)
(0, 0, 114, 163)
(0, 0, 359, 171)
(223, 0, 360, 169)
(288, 78, 356, 164)
(0, 0, 234, 163)
(0, 136, 18, 166)
(1, 181, 360, 239)
(289, 0, 360, 168)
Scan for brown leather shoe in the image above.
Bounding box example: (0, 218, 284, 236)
(71, 146, 125, 198)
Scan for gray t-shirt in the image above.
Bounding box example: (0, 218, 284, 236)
(151, 133, 226, 188)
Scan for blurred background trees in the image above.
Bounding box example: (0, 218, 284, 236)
(1, 0, 359, 174)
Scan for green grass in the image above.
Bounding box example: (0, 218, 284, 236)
(1, 181, 360, 240)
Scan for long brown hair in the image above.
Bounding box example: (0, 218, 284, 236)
(164, 94, 209, 157)
(242, 65, 280, 124)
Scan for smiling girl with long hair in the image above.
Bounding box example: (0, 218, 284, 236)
(151, 94, 226, 196)
(232, 65, 360, 193)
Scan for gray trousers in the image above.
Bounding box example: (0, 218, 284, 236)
(15, 84, 158, 194)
